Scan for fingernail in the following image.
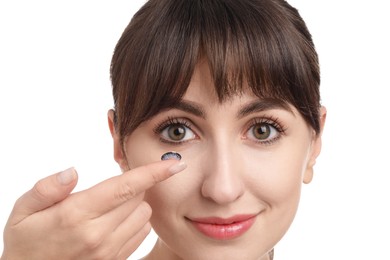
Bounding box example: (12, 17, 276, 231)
(161, 151, 182, 161)
(57, 167, 76, 185)
(169, 161, 187, 175)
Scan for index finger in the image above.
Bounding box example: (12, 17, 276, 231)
(77, 159, 186, 215)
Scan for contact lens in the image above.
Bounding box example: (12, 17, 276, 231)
(161, 151, 182, 161)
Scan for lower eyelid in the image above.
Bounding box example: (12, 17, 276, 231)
(159, 137, 187, 145)
(158, 136, 199, 146)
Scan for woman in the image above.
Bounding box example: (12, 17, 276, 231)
(1, 0, 326, 259)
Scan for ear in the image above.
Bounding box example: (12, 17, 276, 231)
(107, 109, 128, 171)
(303, 106, 327, 184)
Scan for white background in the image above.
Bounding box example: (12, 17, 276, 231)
(0, 0, 389, 259)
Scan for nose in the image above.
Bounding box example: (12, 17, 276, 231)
(200, 143, 245, 205)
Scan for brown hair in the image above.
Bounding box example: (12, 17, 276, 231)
(110, 0, 321, 144)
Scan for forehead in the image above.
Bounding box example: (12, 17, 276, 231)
(183, 61, 221, 104)
(182, 60, 248, 103)
(182, 61, 284, 108)
(173, 62, 295, 121)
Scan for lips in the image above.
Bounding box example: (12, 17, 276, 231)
(188, 214, 257, 240)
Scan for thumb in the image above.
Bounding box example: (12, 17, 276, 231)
(10, 167, 78, 224)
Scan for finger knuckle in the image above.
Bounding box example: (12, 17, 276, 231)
(81, 229, 105, 251)
(32, 179, 51, 202)
(114, 181, 138, 202)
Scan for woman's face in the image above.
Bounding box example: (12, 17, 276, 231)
(110, 61, 325, 260)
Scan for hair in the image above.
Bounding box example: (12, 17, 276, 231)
(110, 0, 321, 145)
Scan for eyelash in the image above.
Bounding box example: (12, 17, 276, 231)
(153, 116, 287, 146)
(245, 116, 287, 145)
(153, 117, 196, 145)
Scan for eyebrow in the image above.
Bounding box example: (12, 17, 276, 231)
(168, 100, 206, 118)
(165, 98, 293, 119)
(237, 99, 294, 118)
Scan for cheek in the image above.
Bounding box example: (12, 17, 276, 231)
(123, 128, 203, 216)
(241, 143, 311, 239)
(144, 160, 200, 208)
(144, 170, 199, 238)
(243, 143, 309, 207)
(123, 131, 164, 169)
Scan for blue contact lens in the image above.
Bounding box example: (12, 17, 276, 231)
(161, 151, 182, 161)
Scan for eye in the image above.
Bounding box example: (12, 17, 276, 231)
(251, 123, 275, 140)
(154, 117, 197, 144)
(161, 123, 195, 142)
(245, 118, 285, 144)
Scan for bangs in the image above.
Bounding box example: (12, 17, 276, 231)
(111, 0, 321, 140)
(199, 0, 320, 102)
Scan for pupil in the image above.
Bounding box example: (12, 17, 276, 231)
(254, 124, 270, 140)
(169, 125, 185, 140)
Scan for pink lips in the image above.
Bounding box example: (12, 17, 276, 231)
(189, 215, 256, 240)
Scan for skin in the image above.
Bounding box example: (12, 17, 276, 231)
(110, 61, 327, 260)
(1, 62, 325, 260)
(1, 152, 186, 259)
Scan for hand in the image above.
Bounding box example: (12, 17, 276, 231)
(1, 160, 186, 260)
